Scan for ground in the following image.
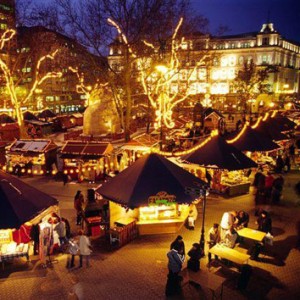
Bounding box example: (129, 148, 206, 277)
(1, 170, 300, 300)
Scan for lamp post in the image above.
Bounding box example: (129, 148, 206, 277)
(199, 186, 207, 250)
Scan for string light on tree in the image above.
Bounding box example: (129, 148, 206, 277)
(0, 29, 62, 136)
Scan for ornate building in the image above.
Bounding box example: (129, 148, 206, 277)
(108, 22, 300, 113)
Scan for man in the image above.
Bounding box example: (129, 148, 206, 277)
(54, 217, 67, 246)
(74, 191, 85, 226)
(220, 211, 237, 240)
(236, 211, 249, 229)
(256, 210, 272, 234)
(207, 223, 221, 263)
(223, 226, 238, 249)
(166, 244, 184, 297)
(78, 230, 92, 267)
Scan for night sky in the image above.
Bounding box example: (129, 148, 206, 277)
(191, 0, 300, 42)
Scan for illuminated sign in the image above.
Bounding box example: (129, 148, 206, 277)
(148, 191, 176, 206)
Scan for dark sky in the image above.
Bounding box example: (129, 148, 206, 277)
(190, 0, 300, 42)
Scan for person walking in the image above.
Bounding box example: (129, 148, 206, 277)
(54, 217, 67, 247)
(74, 191, 85, 226)
(68, 236, 79, 269)
(166, 244, 184, 297)
(78, 230, 92, 268)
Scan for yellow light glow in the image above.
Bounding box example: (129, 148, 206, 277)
(64, 170, 68, 174)
(251, 117, 262, 129)
(269, 102, 275, 108)
(27, 169, 32, 174)
(227, 123, 248, 144)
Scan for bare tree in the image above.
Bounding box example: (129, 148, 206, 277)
(17, 0, 210, 141)
(0, 29, 62, 137)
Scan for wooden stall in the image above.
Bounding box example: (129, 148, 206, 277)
(60, 140, 114, 181)
(6, 139, 58, 175)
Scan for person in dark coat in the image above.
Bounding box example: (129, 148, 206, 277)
(271, 175, 284, 204)
(166, 244, 184, 297)
(275, 155, 284, 173)
(30, 223, 40, 255)
(256, 211, 272, 234)
(170, 235, 185, 258)
(187, 243, 203, 272)
(236, 210, 249, 229)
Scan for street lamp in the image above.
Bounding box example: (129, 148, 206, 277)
(199, 186, 207, 251)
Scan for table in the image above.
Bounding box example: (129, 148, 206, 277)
(226, 182, 250, 196)
(209, 244, 250, 265)
(0, 243, 29, 269)
(181, 268, 226, 299)
(237, 227, 266, 242)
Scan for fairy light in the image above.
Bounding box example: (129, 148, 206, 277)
(262, 112, 269, 121)
(271, 110, 278, 118)
(227, 122, 249, 144)
(109, 17, 207, 130)
(0, 30, 62, 128)
(251, 116, 262, 129)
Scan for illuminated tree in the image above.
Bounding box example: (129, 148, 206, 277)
(0, 29, 62, 137)
(21, 0, 208, 141)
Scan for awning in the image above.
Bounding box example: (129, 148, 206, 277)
(61, 141, 114, 158)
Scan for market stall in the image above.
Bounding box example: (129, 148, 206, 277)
(96, 153, 207, 236)
(6, 139, 58, 176)
(181, 133, 257, 196)
(60, 140, 114, 182)
(227, 124, 281, 174)
(0, 171, 59, 268)
(119, 133, 159, 171)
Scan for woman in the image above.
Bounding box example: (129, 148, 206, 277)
(187, 243, 203, 272)
(170, 235, 185, 259)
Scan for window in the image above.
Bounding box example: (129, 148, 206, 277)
(262, 37, 269, 46)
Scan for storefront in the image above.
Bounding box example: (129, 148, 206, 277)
(60, 140, 114, 182)
(5, 139, 58, 175)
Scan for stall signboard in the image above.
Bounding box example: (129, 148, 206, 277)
(0, 230, 12, 245)
(148, 191, 176, 206)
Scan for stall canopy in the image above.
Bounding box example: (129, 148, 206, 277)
(8, 139, 58, 155)
(61, 140, 114, 159)
(23, 111, 39, 121)
(264, 115, 296, 132)
(0, 171, 58, 229)
(227, 125, 280, 152)
(252, 119, 288, 141)
(0, 113, 16, 124)
(96, 153, 207, 208)
(181, 135, 257, 170)
(37, 109, 56, 119)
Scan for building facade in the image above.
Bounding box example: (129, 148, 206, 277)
(108, 22, 300, 113)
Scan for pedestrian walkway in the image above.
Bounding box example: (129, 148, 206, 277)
(1, 171, 299, 299)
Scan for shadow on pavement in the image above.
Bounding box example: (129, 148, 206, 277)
(0, 258, 47, 280)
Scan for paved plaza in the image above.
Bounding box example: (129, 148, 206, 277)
(1, 171, 300, 300)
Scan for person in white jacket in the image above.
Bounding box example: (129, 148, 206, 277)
(78, 230, 92, 267)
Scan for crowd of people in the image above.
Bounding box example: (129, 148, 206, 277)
(165, 207, 274, 296)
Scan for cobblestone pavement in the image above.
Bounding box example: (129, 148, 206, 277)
(1, 171, 300, 300)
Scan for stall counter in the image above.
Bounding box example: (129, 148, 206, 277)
(137, 208, 189, 235)
(226, 182, 251, 196)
